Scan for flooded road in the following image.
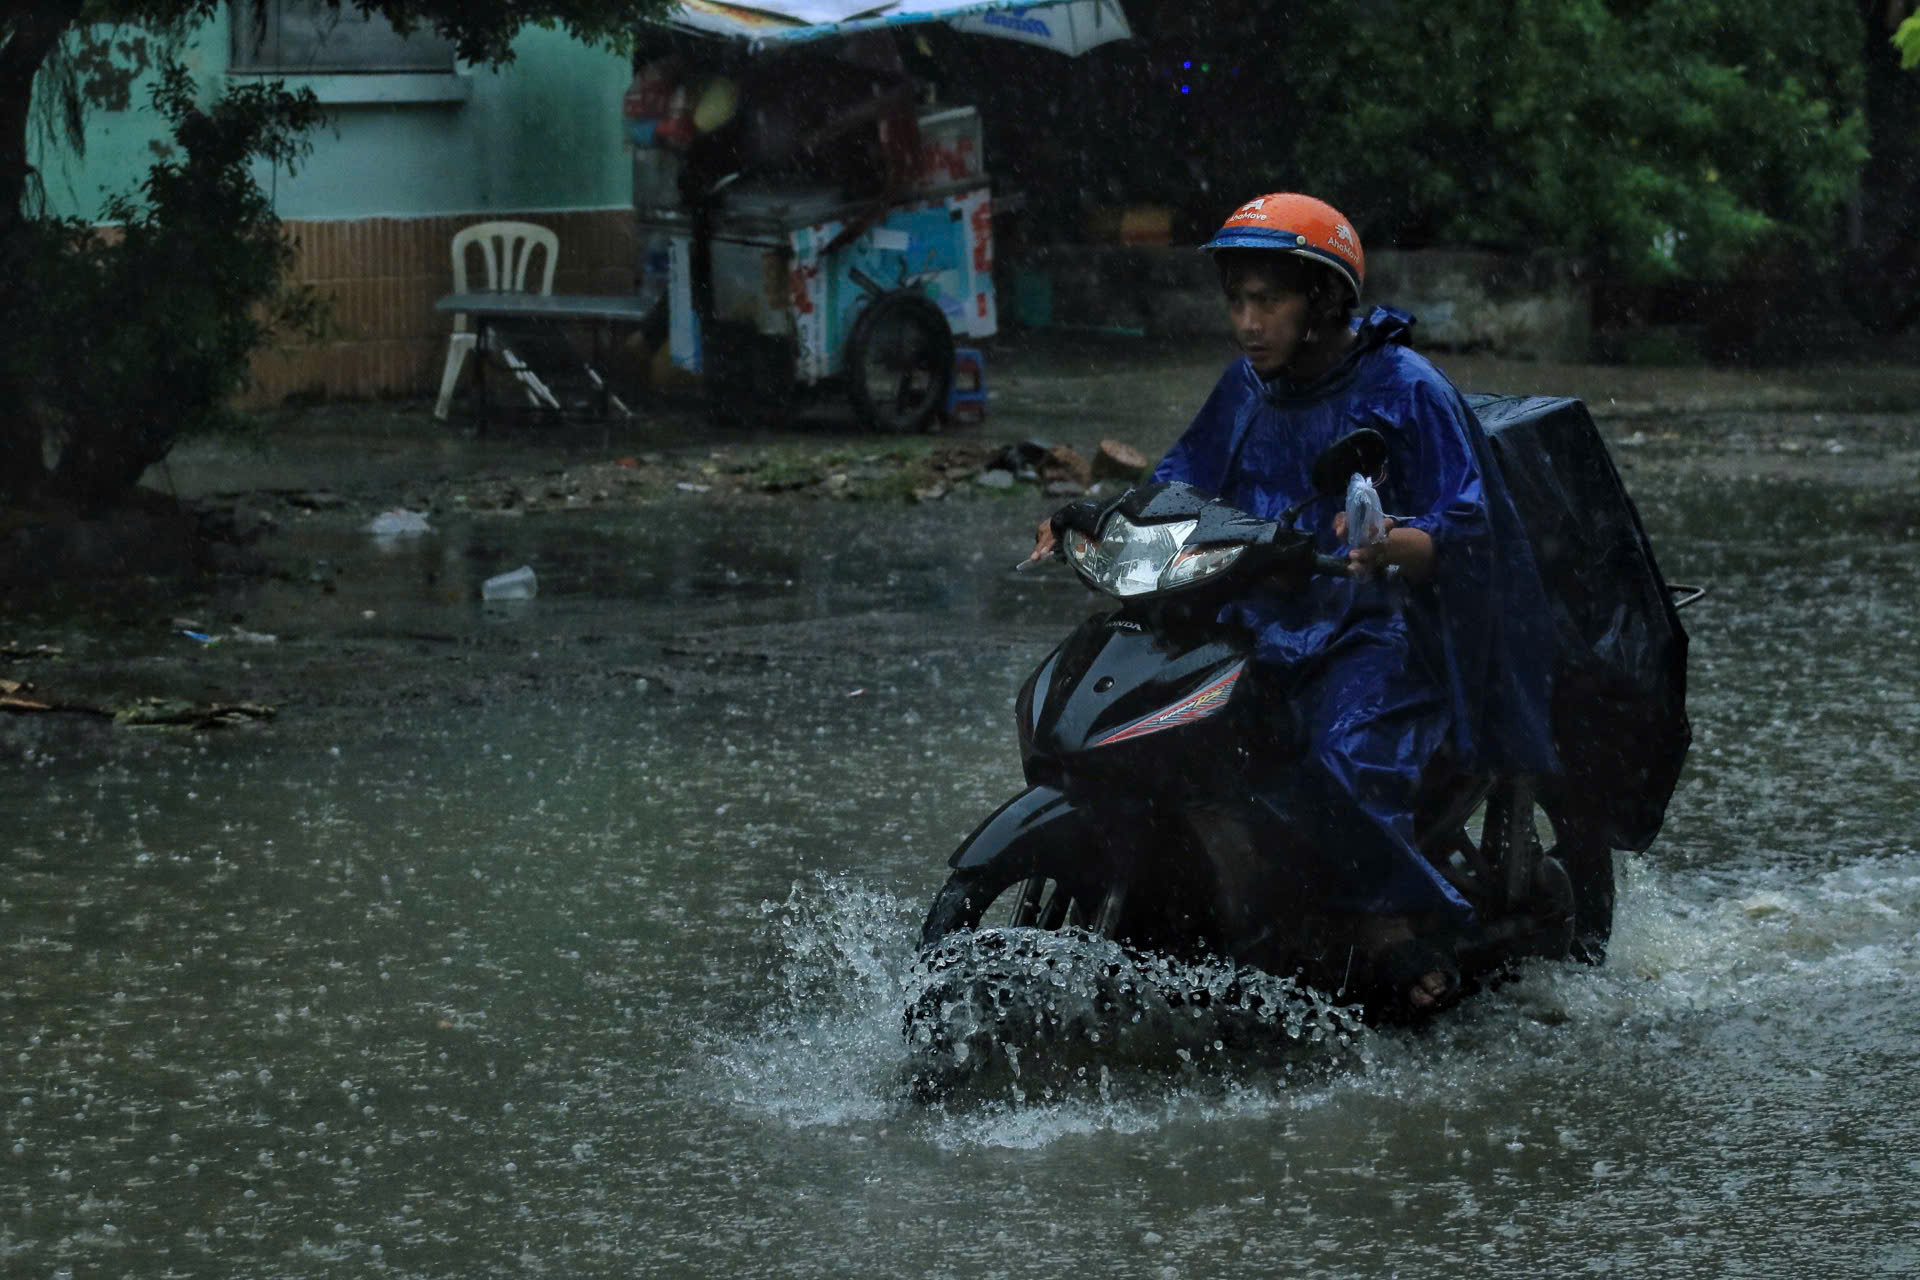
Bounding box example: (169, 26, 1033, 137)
(6, 379, 1920, 1276)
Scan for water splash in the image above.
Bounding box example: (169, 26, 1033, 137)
(708, 874, 1370, 1139)
(707, 874, 925, 1128)
(702, 842, 1920, 1150)
(902, 926, 1369, 1105)
(1573, 848, 1920, 1019)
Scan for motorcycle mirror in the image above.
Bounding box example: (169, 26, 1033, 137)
(1311, 428, 1388, 496)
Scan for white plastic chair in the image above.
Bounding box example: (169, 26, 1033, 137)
(434, 220, 563, 420)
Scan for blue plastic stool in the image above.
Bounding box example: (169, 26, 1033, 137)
(945, 347, 988, 425)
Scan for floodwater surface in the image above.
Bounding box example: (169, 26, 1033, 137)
(4, 439, 1919, 1278)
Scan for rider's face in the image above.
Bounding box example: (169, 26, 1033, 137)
(1223, 263, 1312, 377)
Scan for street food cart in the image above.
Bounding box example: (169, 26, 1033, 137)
(631, 0, 1127, 430)
(637, 103, 997, 431)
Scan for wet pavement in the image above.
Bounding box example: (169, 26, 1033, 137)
(4, 334, 1919, 1276)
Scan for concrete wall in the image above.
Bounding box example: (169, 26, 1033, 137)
(1022, 245, 1594, 362)
(32, 19, 634, 220)
(30, 18, 637, 404)
(1368, 250, 1591, 363)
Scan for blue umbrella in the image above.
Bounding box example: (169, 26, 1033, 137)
(946, 2, 1130, 57)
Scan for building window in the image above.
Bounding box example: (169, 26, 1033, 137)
(230, 1, 456, 74)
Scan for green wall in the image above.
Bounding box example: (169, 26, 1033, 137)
(31, 17, 633, 223)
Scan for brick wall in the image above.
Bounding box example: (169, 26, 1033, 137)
(243, 208, 635, 406)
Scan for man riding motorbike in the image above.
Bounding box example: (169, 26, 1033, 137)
(1028, 193, 1562, 1016)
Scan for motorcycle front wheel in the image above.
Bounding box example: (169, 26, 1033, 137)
(920, 856, 1127, 950)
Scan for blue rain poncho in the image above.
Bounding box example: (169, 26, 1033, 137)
(1152, 306, 1559, 919)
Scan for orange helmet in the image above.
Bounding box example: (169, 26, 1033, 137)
(1201, 193, 1364, 306)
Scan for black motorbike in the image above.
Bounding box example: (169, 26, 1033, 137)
(914, 422, 1675, 1043)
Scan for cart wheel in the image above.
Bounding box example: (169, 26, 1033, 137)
(845, 290, 955, 434)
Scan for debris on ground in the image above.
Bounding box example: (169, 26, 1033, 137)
(481, 566, 538, 601)
(1094, 439, 1150, 483)
(113, 697, 276, 729)
(242, 437, 1150, 520)
(367, 509, 433, 536)
(1, 679, 274, 728)
(262, 489, 348, 511)
(173, 620, 279, 646)
(0, 678, 90, 716)
(1, 678, 109, 719)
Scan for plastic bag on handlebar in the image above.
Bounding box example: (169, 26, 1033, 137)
(1345, 472, 1387, 579)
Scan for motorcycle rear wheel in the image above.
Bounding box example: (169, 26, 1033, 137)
(1551, 824, 1614, 965)
(1472, 779, 1610, 963)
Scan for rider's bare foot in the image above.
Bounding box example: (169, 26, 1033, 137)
(1359, 916, 1461, 1015)
(1405, 968, 1454, 1009)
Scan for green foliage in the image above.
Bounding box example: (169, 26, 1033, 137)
(1129, 0, 1866, 282)
(1896, 14, 1920, 69)
(1, 0, 672, 508)
(6, 63, 326, 508)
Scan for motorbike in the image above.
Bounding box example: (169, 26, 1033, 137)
(910, 429, 1608, 1038)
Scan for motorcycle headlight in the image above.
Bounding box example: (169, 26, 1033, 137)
(1067, 515, 1237, 597)
(1162, 541, 1246, 588)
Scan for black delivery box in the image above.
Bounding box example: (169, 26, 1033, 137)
(1472, 394, 1692, 852)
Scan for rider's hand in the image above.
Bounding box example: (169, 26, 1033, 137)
(1028, 514, 1058, 564)
(1335, 512, 1433, 581)
(1347, 514, 1395, 577)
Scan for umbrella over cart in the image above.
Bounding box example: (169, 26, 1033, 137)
(663, 0, 1130, 51)
(945, 2, 1129, 56)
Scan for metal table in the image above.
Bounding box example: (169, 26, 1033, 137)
(434, 293, 658, 424)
